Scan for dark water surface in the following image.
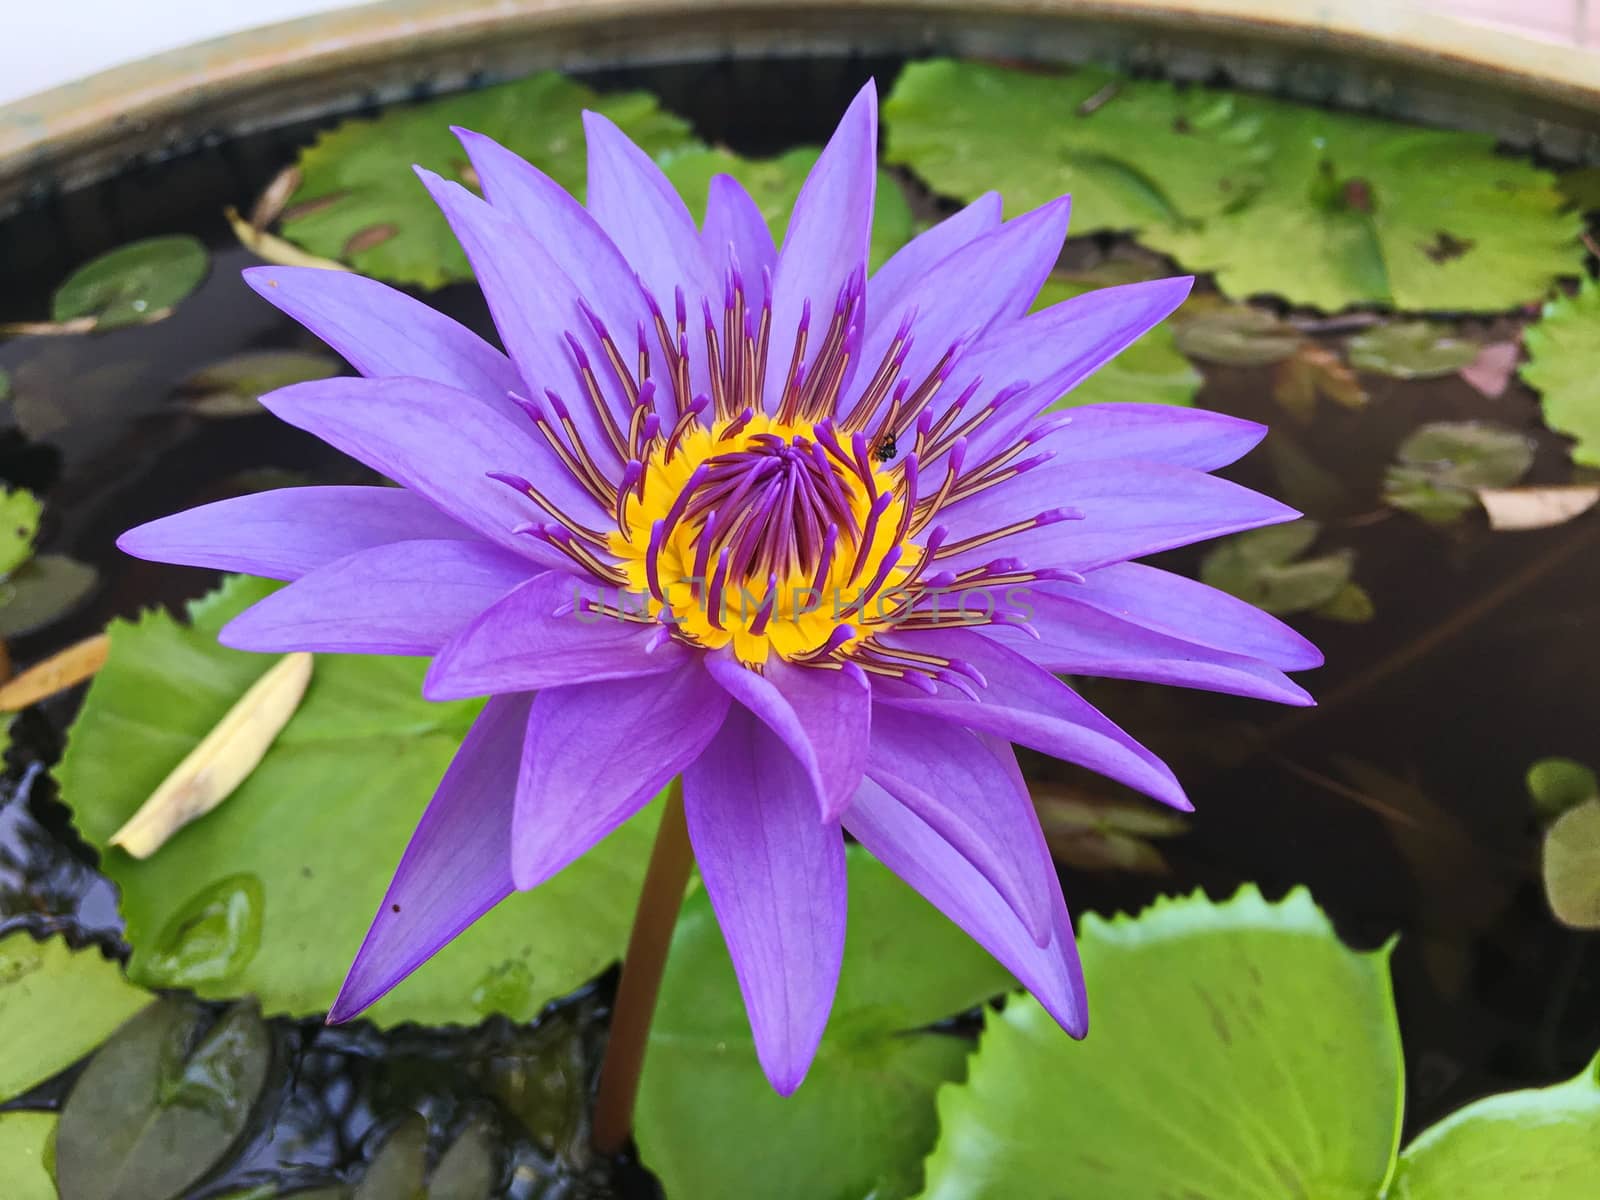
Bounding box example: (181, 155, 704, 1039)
(1, 52, 1597, 1198)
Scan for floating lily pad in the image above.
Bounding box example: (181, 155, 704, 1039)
(660, 145, 913, 269)
(1172, 305, 1303, 367)
(1031, 274, 1200, 408)
(635, 847, 1014, 1200)
(1383, 421, 1535, 524)
(0, 553, 99, 637)
(0, 931, 152, 1102)
(0, 486, 43, 578)
(58, 575, 660, 1025)
(428, 1118, 498, 1200)
(178, 350, 342, 418)
(0, 1112, 57, 1200)
(1388, 1056, 1600, 1198)
(1199, 519, 1355, 615)
(883, 60, 1577, 312)
(1522, 278, 1600, 468)
(51, 235, 209, 330)
(1542, 800, 1600, 930)
(1528, 758, 1599, 822)
(279, 72, 697, 288)
(353, 1115, 428, 1200)
(1347, 322, 1479, 379)
(56, 998, 271, 1200)
(913, 886, 1403, 1200)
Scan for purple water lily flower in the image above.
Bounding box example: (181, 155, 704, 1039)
(120, 80, 1320, 1093)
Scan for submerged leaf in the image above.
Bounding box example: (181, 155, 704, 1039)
(58, 575, 661, 1025)
(1348, 322, 1479, 379)
(1199, 519, 1355, 615)
(0, 486, 43, 577)
(1527, 758, 1599, 822)
(0, 932, 152, 1103)
(1033, 274, 1200, 408)
(636, 847, 1013, 1200)
(278, 73, 697, 288)
(1314, 581, 1376, 624)
(178, 350, 342, 418)
(354, 1115, 428, 1200)
(1543, 800, 1600, 930)
(1031, 782, 1187, 873)
(1521, 278, 1600, 467)
(1383, 421, 1535, 523)
(1273, 340, 1367, 421)
(660, 145, 913, 269)
(913, 886, 1404, 1199)
(50, 235, 209, 330)
(0, 554, 99, 637)
(1172, 304, 1302, 367)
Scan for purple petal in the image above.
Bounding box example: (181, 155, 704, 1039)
(867, 709, 1055, 945)
(117, 486, 476, 581)
(1020, 402, 1266, 472)
(582, 110, 717, 310)
(765, 81, 877, 410)
(330, 692, 529, 1021)
(425, 572, 686, 699)
(260, 375, 599, 561)
(684, 704, 847, 1094)
(937, 458, 1299, 575)
(703, 654, 870, 820)
(988, 589, 1315, 706)
(1063, 563, 1324, 671)
(512, 662, 730, 889)
(844, 777, 1085, 1036)
(242, 266, 520, 407)
(875, 628, 1189, 810)
(867, 191, 1002, 316)
(219, 540, 535, 655)
(703, 173, 778, 288)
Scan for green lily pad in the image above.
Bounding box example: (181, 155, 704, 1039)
(178, 350, 343, 418)
(1173, 305, 1304, 367)
(0, 1112, 58, 1200)
(1387, 1056, 1600, 1198)
(1522, 278, 1600, 468)
(58, 574, 661, 1025)
(56, 998, 272, 1200)
(1528, 758, 1599, 822)
(1542, 799, 1600, 930)
(427, 1118, 498, 1200)
(1383, 421, 1535, 524)
(635, 847, 1014, 1200)
(0, 486, 43, 578)
(0, 932, 152, 1102)
(1199, 519, 1355, 615)
(279, 72, 697, 289)
(354, 1115, 428, 1200)
(883, 60, 1577, 312)
(914, 886, 1403, 1200)
(51, 235, 209, 329)
(1558, 166, 1600, 212)
(1314, 581, 1376, 624)
(0, 553, 99, 637)
(1347, 322, 1479, 379)
(1031, 274, 1200, 408)
(660, 145, 913, 270)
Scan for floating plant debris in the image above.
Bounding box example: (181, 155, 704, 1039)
(225, 204, 350, 273)
(884, 60, 1579, 311)
(1029, 782, 1188, 874)
(41, 235, 209, 332)
(1383, 420, 1535, 524)
(1171, 304, 1303, 367)
(0, 634, 111, 712)
(1522, 278, 1600, 467)
(1347, 321, 1479, 380)
(1272, 340, 1367, 422)
(1477, 485, 1600, 531)
(177, 350, 343, 419)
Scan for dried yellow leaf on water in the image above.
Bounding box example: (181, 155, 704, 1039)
(224, 206, 350, 273)
(1477, 485, 1600, 531)
(0, 633, 110, 711)
(110, 652, 313, 858)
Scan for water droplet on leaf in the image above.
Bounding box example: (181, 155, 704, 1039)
(140, 873, 265, 988)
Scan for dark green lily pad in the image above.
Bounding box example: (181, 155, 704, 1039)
(0, 486, 43, 578)
(1558, 166, 1600, 212)
(0, 932, 152, 1103)
(913, 886, 1403, 1200)
(635, 847, 1014, 1200)
(427, 1118, 498, 1200)
(1199, 519, 1355, 615)
(1383, 420, 1535, 524)
(51, 235, 209, 330)
(56, 998, 271, 1200)
(1173, 305, 1303, 367)
(178, 350, 343, 418)
(58, 574, 661, 1026)
(1521, 278, 1600, 468)
(1032, 273, 1200, 408)
(659, 145, 913, 269)
(353, 1116, 428, 1200)
(0, 366, 11, 403)
(0, 553, 99, 638)
(279, 72, 697, 288)
(1347, 322, 1479, 379)
(0, 1112, 57, 1200)
(1528, 758, 1599, 822)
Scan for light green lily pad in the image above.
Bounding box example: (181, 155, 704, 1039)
(1383, 421, 1535, 524)
(279, 72, 697, 288)
(1528, 758, 1599, 822)
(635, 847, 1014, 1200)
(0, 931, 152, 1103)
(883, 60, 1577, 312)
(0, 1112, 58, 1200)
(1032, 273, 1200, 408)
(1199, 519, 1355, 615)
(1347, 322, 1479, 379)
(1387, 1056, 1600, 1198)
(0, 486, 43, 578)
(1542, 799, 1600, 930)
(660, 145, 913, 270)
(51, 235, 209, 329)
(58, 574, 661, 1026)
(1522, 278, 1600, 468)
(914, 886, 1403, 1200)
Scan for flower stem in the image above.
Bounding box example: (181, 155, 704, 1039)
(592, 776, 692, 1154)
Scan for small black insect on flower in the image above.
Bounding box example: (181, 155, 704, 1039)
(873, 434, 897, 463)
